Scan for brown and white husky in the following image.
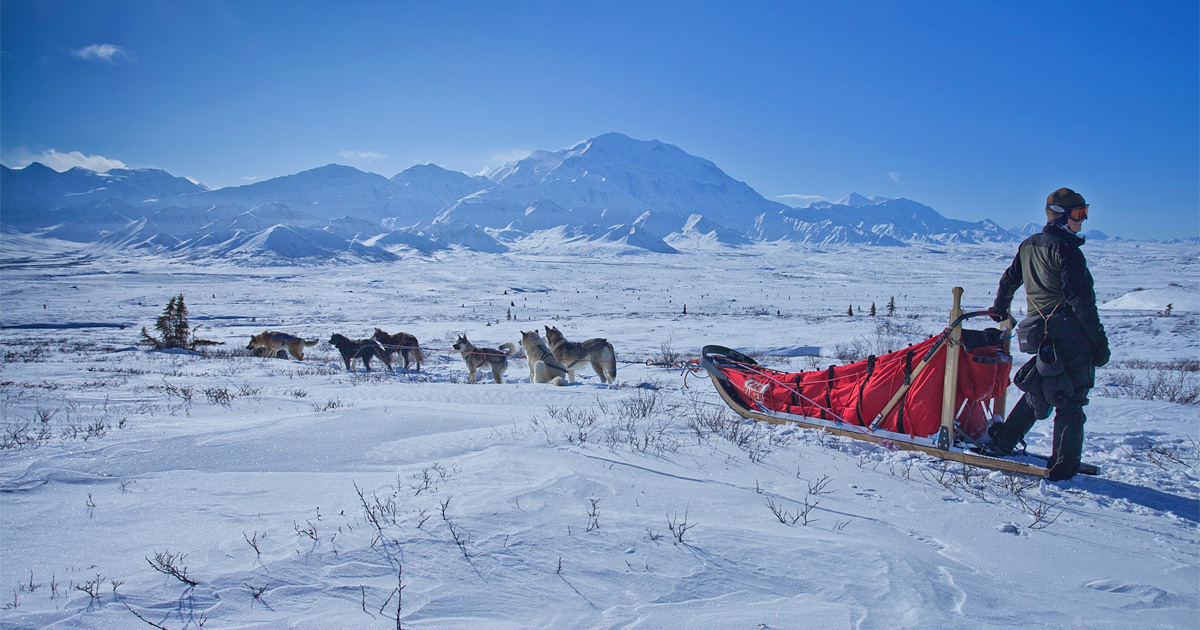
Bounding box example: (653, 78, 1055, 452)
(544, 325, 617, 384)
(519, 330, 568, 386)
(452, 335, 519, 384)
(373, 328, 424, 371)
(246, 331, 319, 360)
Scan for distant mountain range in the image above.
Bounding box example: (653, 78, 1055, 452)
(0, 132, 1124, 264)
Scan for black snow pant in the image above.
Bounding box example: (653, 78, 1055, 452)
(992, 396, 1086, 480)
(990, 312, 1095, 480)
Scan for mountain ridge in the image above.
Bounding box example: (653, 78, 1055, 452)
(2, 133, 1063, 263)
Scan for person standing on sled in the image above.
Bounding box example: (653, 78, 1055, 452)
(986, 188, 1110, 481)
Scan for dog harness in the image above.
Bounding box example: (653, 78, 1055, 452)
(530, 344, 569, 371)
(549, 338, 609, 370)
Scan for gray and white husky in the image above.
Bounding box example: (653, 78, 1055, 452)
(519, 330, 569, 386)
(544, 325, 617, 384)
(452, 334, 519, 384)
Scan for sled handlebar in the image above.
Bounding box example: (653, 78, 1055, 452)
(950, 310, 1007, 329)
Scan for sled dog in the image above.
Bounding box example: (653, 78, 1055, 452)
(452, 335, 518, 384)
(327, 333, 393, 372)
(544, 325, 617, 384)
(373, 328, 424, 371)
(519, 330, 569, 386)
(246, 330, 319, 361)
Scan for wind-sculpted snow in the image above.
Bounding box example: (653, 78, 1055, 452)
(0, 241, 1196, 627)
(1103, 285, 1200, 312)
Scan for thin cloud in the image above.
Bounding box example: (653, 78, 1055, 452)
(7, 149, 127, 173)
(776, 193, 827, 205)
(888, 172, 901, 183)
(72, 44, 137, 64)
(240, 175, 261, 182)
(338, 150, 387, 161)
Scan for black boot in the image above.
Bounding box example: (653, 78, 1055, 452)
(1046, 408, 1086, 481)
(988, 395, 1038, 456)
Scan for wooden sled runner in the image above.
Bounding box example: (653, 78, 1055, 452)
(701, 288, 1099, 478)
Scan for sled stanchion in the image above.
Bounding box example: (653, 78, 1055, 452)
(866, 311, 996, 432)
(993, 317, 1014, 422)
(937, 287, 964, 450)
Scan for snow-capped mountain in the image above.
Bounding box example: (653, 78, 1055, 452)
(1011, 222, 1043, 237)
(664, 214, 755, 249)
(0, 162, 206, 207)
(176, 164, 400, 222)
(0, 163, 206, 229)
(827, 192, 889, 208)
(482, 132, 789, 235)
(388, 164, 493, 227)
(794, 197, 1014, 244)
(367, 228, 448, 255)
(1, 133, 1029, 262)
(752, 211, 907, 246)
(425, 218, 508, 254)
(171, 162, 493, 228)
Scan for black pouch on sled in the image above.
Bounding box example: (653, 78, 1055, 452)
(962, 327, 1003, 351)
(1014, 315, 1045, 354)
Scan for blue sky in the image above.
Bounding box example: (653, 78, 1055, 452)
(2, 1, 1196, 239)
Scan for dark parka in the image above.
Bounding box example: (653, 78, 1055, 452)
(989, 223, 1110, 479)
(994, 224, 1111, 381)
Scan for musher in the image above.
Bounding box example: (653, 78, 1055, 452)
(986, 187, 1110, 481)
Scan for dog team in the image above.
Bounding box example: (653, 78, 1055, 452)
(245, 326, 616, 385)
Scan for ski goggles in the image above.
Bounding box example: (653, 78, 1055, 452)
(1050, 204, 1089, 221)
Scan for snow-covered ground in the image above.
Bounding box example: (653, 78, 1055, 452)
(1, 238, 1197, 628)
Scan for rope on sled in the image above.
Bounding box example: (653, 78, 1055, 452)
(710, 317, 996, 448)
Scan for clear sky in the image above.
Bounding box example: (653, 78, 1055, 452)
(2, 0, 1197, 239)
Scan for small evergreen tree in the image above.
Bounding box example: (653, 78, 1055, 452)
(141, 294, 222, 350)
(887, 296, 896, 316)
(847, 304, 854, 317)
(869, 302, 877, 317)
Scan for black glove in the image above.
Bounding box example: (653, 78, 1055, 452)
(986, 306, 1010, 322)
(1092, 345, 1111, 368)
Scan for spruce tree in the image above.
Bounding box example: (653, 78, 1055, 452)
(166, 295, 188, 348)
(141, 294, 222, 350)
(870, 302, 877, 317)
(847, 304, 854, 317)
(887, 296, 896, 316)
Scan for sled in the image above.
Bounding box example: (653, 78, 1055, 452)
(701, 288, 1099, 478)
